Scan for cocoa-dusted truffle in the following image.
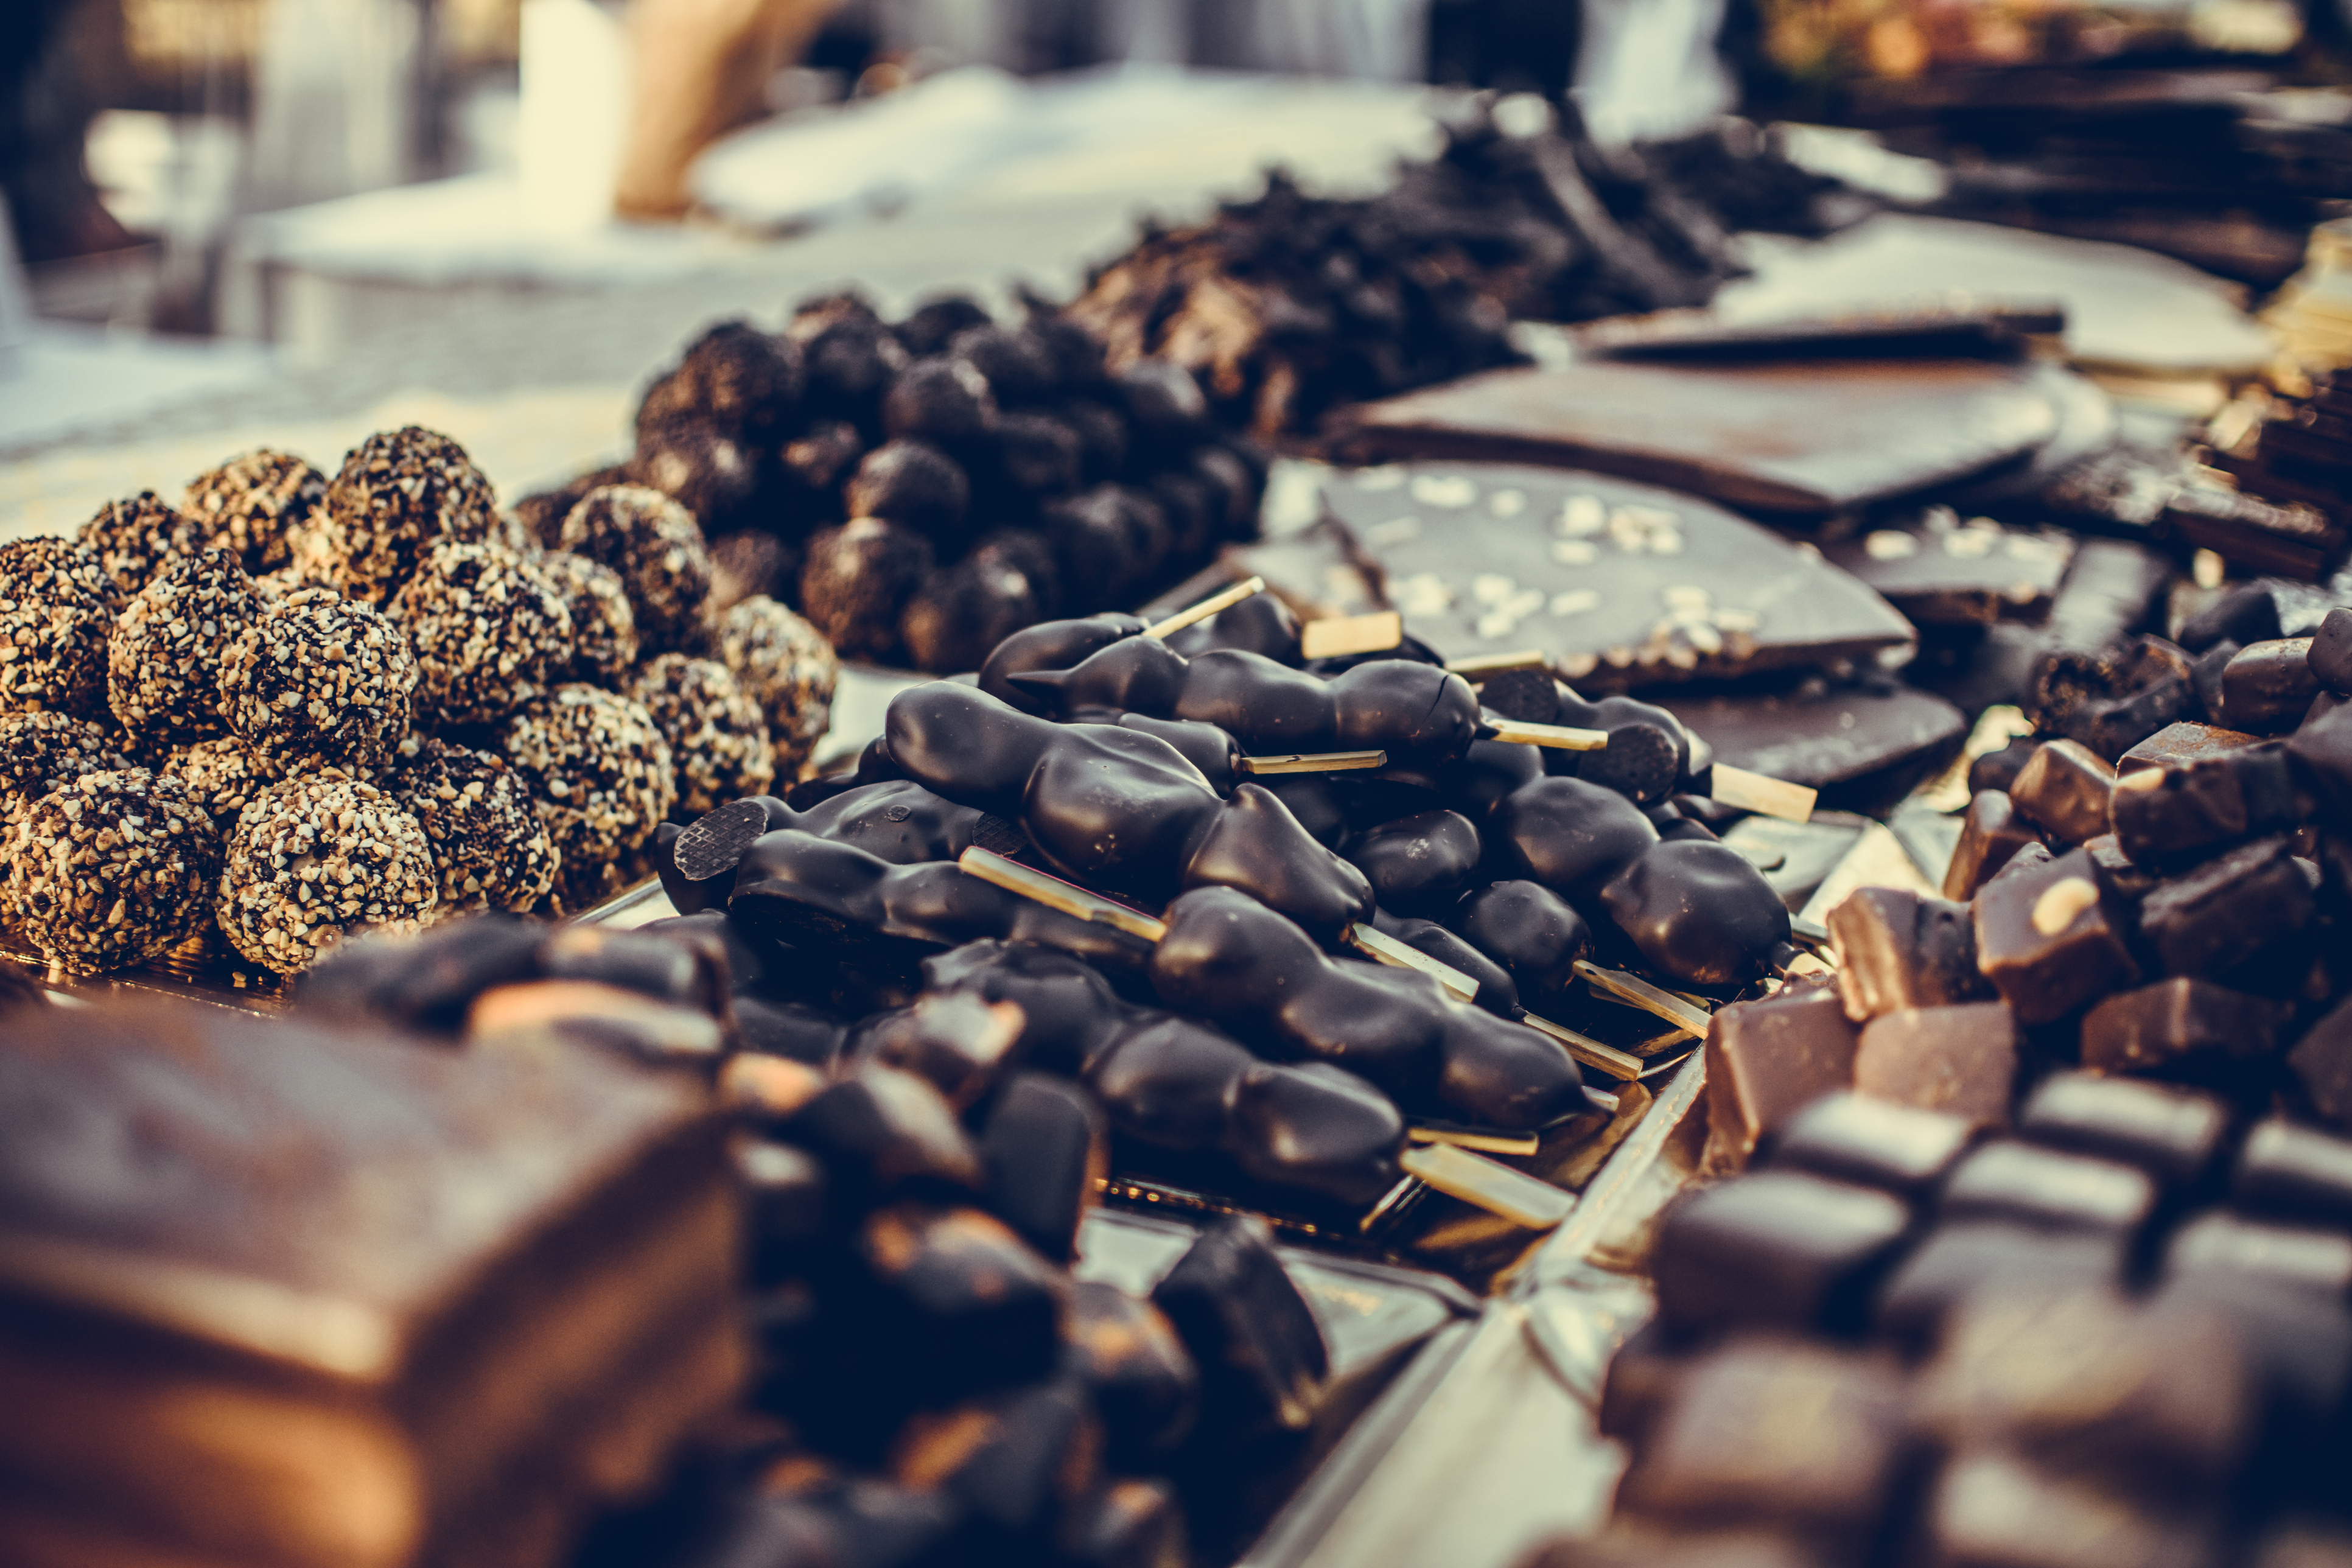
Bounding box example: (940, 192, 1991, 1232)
(162, 736, 275, 832)
(799, 517, 934, 660)
(627, 422, 758, 533)
(220, 587, 418, 771)
(106, 547, 262, 750)
(718, 595, 836, 782)
(315, 426, 499, 604)
(0, 711, 131, 814)
(635, 319, 802, 441)
(388, 541, 572, 727)
(77, 491, 204, 596)
(629, 653, 774, 814)
(385, 734, 559, 914)
(557, 484, 715, 653)
(883, 355, 998, 449)
(845, 439, 970, 546)
(787, 292, 908, 428)
(180, 449, 326, 574)
(900, 544, 1048, 674)
(511, 464, 629, 550)
(536, 549, 639, 685)
(2, 768, 219, 974)
(500, 684, 676, 912)
(219, 775, 437, 973)
(0, 536, 124, 717)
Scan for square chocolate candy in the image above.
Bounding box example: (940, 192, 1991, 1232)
(2080, 978, 2293, 1079)
(1937, 1141, 2158, 1236)
(1971, 846, 2143, 1024)
(1826, 887, 1993, 1021)
(1765, 1091, 1978, 1200)
(1853, 1003, 2018, 1129)
(1703, 989, 1861, 1169)
(2007, 740, 2116, 846)
(1653, 1172, 1913, 1337)
(2014, 1071, 2230, 1191)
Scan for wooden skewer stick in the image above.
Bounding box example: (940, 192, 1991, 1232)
(1573, 960, 1713, 1038)
(1234, 749, 1387, 775)
(1299, 610, 1403, 661)
(1517, 1013, 1645, 1080)
(1409, 1125, 1540, 1157)
(1345, 923, 1479, 1003)
(1482, 718, 1609, 751)
(1710, 763, 1818, 825)
(1143, 575, 1265, 640)
(956, 847, 1168, 943)
(1399, 1143, 1575, 1230)
(1444, 649, 1549, 681)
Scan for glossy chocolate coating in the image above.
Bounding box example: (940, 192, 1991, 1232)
(2313, 606, 2352, 693)
(2081, 978, 2292, 1077)
(923, 940, 1127, 1076)
(1065, 1281, 1199, 1465)
(1601, 840, 1793, 988)
(774, 1065, 986, 1205)
(1554, 691, 1692, 803)
(850, 992, 1023, 1111)
(1116, 713, 1240, 793)
(1489, 775, 1661, 900)
(2219, 638, 2320, 733)
(1344, 808, 1482, 915)
(1433, 737, 1542, 818)
(2110, 743, 2298, 868)
(2008, 739, 2115, 845)
(2139, 835, 2314, 979)
(2286, 699, 2352, 822)
(977, 613, 1149, 715)
(1827, 886, 1993, 1021)
(1943, 789, 2043, 900)
(1373, 912, 1520, 1014)
(1083, 1014, 1258, 1152)
(2233, 1116, 2352, 1228)
(295, 912, 548, 1034)
(1150, 1216, 1328, 1435)
(2117, 720, 2264, 776)
(1224, 1060, 1405, 1207)
(1163, 591, 1303, 664)
(1448, 878, 1591, 1015)
(979, 1071, 1104, 1262)
(856, 1205, 1065, 1408)
(1184, 782, 1377, 939)
(1257, 774, 1348, 847)
(1853, 1002, 2017, 1129)
(1328, 660, 1480, 763)
(794, 779, 987, 865)
(1764, 1091, 1975, 1200)
(1971, 846, 2141, 1024)
(2015, 1071, 2230, 1191)
(1653, 1171, 1911, 1337)
(1172, 649, 1340, 752)
(1017, 633, 1190, 715)
(2286, 992, 2352, 1131)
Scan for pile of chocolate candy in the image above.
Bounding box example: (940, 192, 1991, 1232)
(522, 298, 1268, 674)
(0, 426, 836, 979)
(2200, 371, 2352, 577)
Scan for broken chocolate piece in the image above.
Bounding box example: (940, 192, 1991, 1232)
(741, 1138, 832, 1285)
(2221, 639, 2322, 733)
(2015, 1072, 2230, 1191)
(2081, 978, 2292, 1079)
(1653, 1171, 1911, 1337)
(2287, 993, 2352, 1131)
(2312, 607, 2352, 694)
(2008, 740, 2115, 845)
(1853, 1002, 2017, 1128)
(1944, 790, 2043, 901)
(1972, 846, 2142, 1024)
(1149, 1216, 1329, 1433)
(2116, 720, 2263, 776)
(1937, 1142, 2158, 1236)
(980, 1072, 1105, 1263)
(2138, 836, 2314, 979)
(1064, 1282, 1197, 1465)
(1827, 886, 1994, 1021)
(1703, 989, 1861, 1169)
(1766, 1091, 1976, 1199)
(2110, 743, 2298, 868)
(851, 993, 1026, 1113)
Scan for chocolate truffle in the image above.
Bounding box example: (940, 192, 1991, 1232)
(0, 711, 131, 814)
(384, 735, 560, 914)
(499, 684, 676, 912)
(1, 768, 219, 974)
(180, 448, 326, 574)
(0, 536, 124, 719)
(629, 653, 774, 814)
(627, 420, 760, 531)
(634, 319, 802, 442)
(76, 491, 203, 596)
(900, 547, 1048, 675)
(315, 427, 500, 605)
(719, 595, 838, 782)
(105, 547, 262, 750)
(219, 775, 438, 973)
(557, 483, 715, 653)
(220, 587, 418, 772)
(389, 541, 573, 727)
(161, 736, 275, 832)
(799, 516, 934, 659)
(536, 548, 639, 685)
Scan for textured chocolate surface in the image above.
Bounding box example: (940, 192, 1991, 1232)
(180, 447, 326, 575)
(559, 483, 716, 653)
(718, 596, 840, 785)
(0, 536, 123, 718)
(219, 775, 436, 974)
(388, 540, 572, 727)
(314, 426, 499, 606)
(537, 548, 640, 687)
(384, 735, 559, 915)
(1, 768, 218, 975)
(220, 587, 418, 773)
(0, 711, 131, 814)
(105, 547, 262, 749)
(631, 654, 775, 815)
(501, 684, 677, 913)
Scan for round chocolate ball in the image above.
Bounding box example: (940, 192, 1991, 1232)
(77, 491, 205, 597)
(629, 653, 774, 814)
(499, 684, 676, 912)
(900, 548, 1047, 676)
(220, 587, 418, 772)
(316, 426, 500, 605)
(947, 324, 1057, 406)
(798, 517, 934, 660)
(162, 736, 275, 833)
(0, 711, 131, 815)
(536, 549, 639, 685)
(558, 484, 715, 653)
(219, 775, 438, 974)
(718, 595, 837, 784)
(788, 293, 908, 428)
(2, 768, 220, 974)
(0, 536, 124, 718)
(883, 355, 998, 448)
(385, 734, 559, 914)
(180, 449, 326, 575)
(628, 420, 761, 531)
(897, 294, 994, 357)
(389, 541, 573, 727)
(107, 548, 263, 751)
(845, 439, 970, 545)
(635, 319, 802, 441)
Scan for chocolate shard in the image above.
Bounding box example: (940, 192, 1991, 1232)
(2221, 638, 2322, 733)
(2008, 739, 2116, 846)
(1702, 989, 1861, 1169)
(2081, 977, 2292, 1079)
(1652, 1171, 1911, 1337)
(2234, 1116, 2352, 1228)
(2116, 719, 2264, 776)
(1937, 1141, 2159, 1236)
(1063, 1281, 1199, 1465)
(1971, 846, 2142, 1025)
(2139, 835, 2315, 980)
(2015, 1071, 2231, 1191)
(1944, 790, 2042, 901)
(2110, 741, 2299, 869)
(979, 1071, 1105, 1263)
(1764, 1091, 1976, 1199)
(1149, 1216, 1329, 1435)
(1873, 1223, 2126, 1354)
(1853, 1002, 2018, 1129)
(1827, 886, 1993, 1022)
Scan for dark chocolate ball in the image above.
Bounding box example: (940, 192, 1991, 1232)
(1117, 361, 1209, 461)
(719, 595, 838, 784)
(845, 439, 970, 546)
(2, 767, 219, 974)
(384, 734, 559, 914)
(634, 318, 802, 441)
(882, 355, 998, 449)
(220, 775, 436, 973)
(895, 294, 995, 357)
(1488, 775, 1660, 900)
(317, 427, 499, 606)
(901, 550, 1049, 675)
(537, 549, 640, 685)
(630, 653, 775, 814)
(1057, 398, 1129, 485)
(219, 587, 418, 772)
(990, 412, 1085, 500)
(1344, 808, 1482, 916)
(786, 293, 908, 430)
(1598, 839, 1791, 988)
(948, 324, 1057, 405)
(628, 420, 761, 534)
(0, 710, 132, 815)
(389, 541, 573, 727)
(799, 518, 936, 662)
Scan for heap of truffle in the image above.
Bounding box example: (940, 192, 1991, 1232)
(536, 548, 641, 685)
(105, 547, 262, 751)
(2, 768, 219, 973)
(220, 587, 418, 772)
(628, 654, 773, 815)
(0, 537, 122, 718)
(179, 448, 326, 574)
(385, 735, 560, 914)
(388, 540, 573, 727)
(218, 775, 438, 972)
(500, 684, 676, 912)
(313, 426, 500, 605)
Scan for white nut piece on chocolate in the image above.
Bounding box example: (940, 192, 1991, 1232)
(107, 547, 263, 750)
(388, 539, 574, 727)
(163, 735, 278, 834)
(219, 774, 438, 974)
(558, 483, 714, 653)
(220, 586, 419, 772)
(3, 768, 220, 975)
(536, 548, 640, 685)
(314, 426, 499, 605)
(718, 595, 837, 783)
(0, 536, 125, 719)
(0, 710, 132, 815)
(500, 683, 675, 913)
(180, 448, 326, 575)
(77, 490, 205, 597)
(385, 735, 559, 915)
(629, 653, 774, 816)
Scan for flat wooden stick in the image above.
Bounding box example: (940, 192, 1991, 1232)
(956, 847, 1167, 943)
(1409, 1125, 1541, 1156)
(1399, 1143, 1575, 1230)
(1444, 649, 1548, 680)
(1235, 749, 1387, 775)
(1518, 1013, 1644, 1080)
(1300, 610, 1403, 660)
(1573, 960, 1713, 1038)
(1483, 718, 1609, 751)
(1143, 575, 1265, 640)
(1710, 763, 1818, 824)
(1346, 923, 1478, 1003)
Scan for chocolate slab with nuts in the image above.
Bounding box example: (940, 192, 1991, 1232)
(1659, 682, 1967, 803)
(1305, 462, 1914, 689)
(1821, 511, 2074, 628)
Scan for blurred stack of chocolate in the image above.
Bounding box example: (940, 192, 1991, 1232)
(2197, 370, 2352, 576)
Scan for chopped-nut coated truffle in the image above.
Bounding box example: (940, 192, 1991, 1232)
(3, 768, 220, 975)
(107, 548, 262, 749)
(558, 483, 715, 653)
(0, 536, 125, 718)
(499, 683, 676, 912)
(315, 426, 500, 604)
(536, 549, 639, 685)
(77, 491, 204, 596)
(385, 734, 559, 914)
(0, 711, 132, 814)
(629, 653, 774, 814)
(220, 586, 418, 772)
(180, 449, 326, 574)
(218, 775, 437, 974)
(719, 595, 837, 782)
(388, 541, 573, 727)
(161, 736, 276, 832)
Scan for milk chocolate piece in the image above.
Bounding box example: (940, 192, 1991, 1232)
(1149, 1216, 1329, 1433)
(1972, 847, 2141, 1024)
(1920, 1452, 2218, 1568)
(2110, 743, 2298, 868)
(2222, 639, 2322, 733)
(2009, 740, 2115, 846)
(2015, 1073, 2230, 1191)
(2116, 720, 2263, 776)
(2166, 1213, 2352, 1300)
(1873, 1223, 2125, 1354)
(1703, 989, 1861, 1169)
(1855, 1003, 2017, 1129)
(1828, 887, 1994, 1021)
(2080, 978, 2291, 1078)
(1653, 1172, 1911, 1336)
(2234, 1116, 2352, 1228)
(2140, 836, 2314, 979)
(979, 1072, 1104, 1262)
(1063, 1281, 1198, 1465)
(1944, 791, 2042, 901)
(2313, 607, 2352, 693)
(1938, 1143, 2158, 1236)
(1766, 1091, 1976, 1199)
(2287, 993, 2352, 1130)
(0, 999, 742, 1568)
(1824, 514, 2073, 628)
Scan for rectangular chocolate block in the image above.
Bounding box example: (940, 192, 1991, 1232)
(2165, 1213, 2352, 1301)
(1766, 1091, 1976, 1199)
(1827, 887, 1993, 1022)
(2138, 836, 2315, 979)
(1937, 1142, 2158, 1236)
(2110, 742, 2298, 868)
(2015, 1071, 2229, 1191)
(1872, 1223, 2125, 1354)
(2007, 740, 2115, 846)
(1944, 791, 2042, 902)
(1971, 846, 2143, 1024)
(1854, 1003, 2018, 1129)
(1703, 989, 1860, 1169)
(2080, 978, 2292, 1079)
(1653, 1171, 1911, 1337)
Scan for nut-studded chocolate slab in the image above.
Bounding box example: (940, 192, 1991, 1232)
(1305, 461, 1914, 688)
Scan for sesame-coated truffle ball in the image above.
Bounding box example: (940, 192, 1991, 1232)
(218, 775, 437, 974)
(500, 684, 675, 912)
(77, 491, 205, 597)
(180, 449, 326, 575)
(220, 587, 418, 772)
(629, 653, 774, 814)
(162, 736, 276, 833)
(537, 549, 639, 685)
(798, 516, 933, 660)
(107, 548, 263, 750)
(718, 595, 836, 782)
(2, 768, 220, 975)
(385, 735, 559, 914)
(0, 711, 132, 814)
(558, 483, 714, 653)
(315, 426, 499, 604)
(0, 536, 124, 718)
(388, 541, 573, 727)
